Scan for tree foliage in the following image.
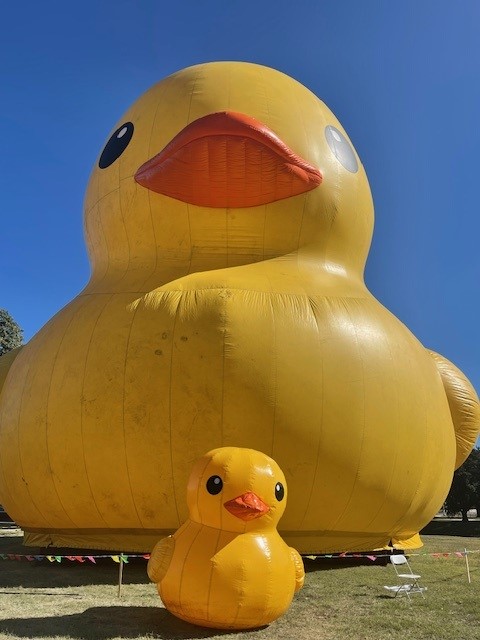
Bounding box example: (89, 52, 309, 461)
(0, 309, 23, 356)
(444, 448, 480, 521)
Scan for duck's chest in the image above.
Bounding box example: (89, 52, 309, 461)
(163, 526, 295, 611)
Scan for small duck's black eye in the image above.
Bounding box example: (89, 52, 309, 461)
(325, 125, 358, 173)
(275, 482, 285, 501)
(98, 122, 134, 169)
(206, 475, 223, 495)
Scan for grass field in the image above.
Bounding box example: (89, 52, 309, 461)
(0, 525, 479, 640)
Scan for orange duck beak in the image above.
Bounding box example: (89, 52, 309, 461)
(224, 492, 270, 521)
(134, 111, 322, 208)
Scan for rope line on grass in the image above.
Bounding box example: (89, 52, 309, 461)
(0, 552, 149, 563)
(0, 550, 479, 563)
(307, 549, 480, 561)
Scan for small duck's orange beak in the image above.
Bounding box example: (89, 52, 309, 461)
(224, 492, 270, 521)
(134, 111, 322, 208)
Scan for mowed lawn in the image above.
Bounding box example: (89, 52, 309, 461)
(0, 526, 479, 640)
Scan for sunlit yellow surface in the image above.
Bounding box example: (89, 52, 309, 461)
(0, 62, 478, 552)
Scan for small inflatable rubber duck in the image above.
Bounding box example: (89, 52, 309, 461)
(0, 61, 478, 553)
(147, 447, 304, 629)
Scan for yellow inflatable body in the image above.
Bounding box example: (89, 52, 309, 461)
(148, 447, 304, 629)
(0, 62, 479, 553)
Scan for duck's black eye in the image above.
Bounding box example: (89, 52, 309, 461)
(98, 122, 134, 169)
(325, 125, 358, 173)
(206, 475, 223, 495)
(275, 482, 285, 501)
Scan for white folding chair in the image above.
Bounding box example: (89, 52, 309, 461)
(384, 554, 426, 600)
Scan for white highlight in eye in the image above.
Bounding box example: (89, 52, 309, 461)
(331, 130, 342, 142)
(117, 126, 128, 138)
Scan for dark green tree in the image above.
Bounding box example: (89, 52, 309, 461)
(444, 448, 480, 521)
(0, 309, 23, 356)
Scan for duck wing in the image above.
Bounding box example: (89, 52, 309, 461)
(428, 350, 480, 468)
(290, 547, 305, 592)
(147, 535, 175, 583)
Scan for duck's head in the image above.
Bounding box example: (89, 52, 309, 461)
(186, 447, 287, 533)
(85, 61, 373, 290)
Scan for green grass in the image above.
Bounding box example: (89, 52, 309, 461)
(0, 527, 479, 640)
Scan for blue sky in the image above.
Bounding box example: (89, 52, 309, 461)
(2, 1, 479, 398)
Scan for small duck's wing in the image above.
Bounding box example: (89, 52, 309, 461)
(147, 536, 175, 583)
(0, 347, 23, 398)
(290, 547, 305, 592)
(428, 350, 480, 468)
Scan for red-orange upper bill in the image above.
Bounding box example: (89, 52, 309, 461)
(223, 492, 270, 521)
(134, 111, 322, 208)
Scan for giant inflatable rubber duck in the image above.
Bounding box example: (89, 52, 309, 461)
(0, 62, 479, 553)
(148, 447, 304, 629)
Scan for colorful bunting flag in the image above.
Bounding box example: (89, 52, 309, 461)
(0, 548, 476, 564)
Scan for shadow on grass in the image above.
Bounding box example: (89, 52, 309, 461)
(0, 529, 150, 588)
(421, 519, 480, 537)
(303, 556, 389, 573)
(0, 558, 149, 589)
(0, 606, 243, 639)
(0, 556, 149, 589)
